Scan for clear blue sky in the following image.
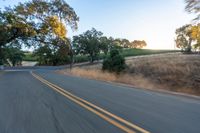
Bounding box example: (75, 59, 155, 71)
(0, 0, 194, 49)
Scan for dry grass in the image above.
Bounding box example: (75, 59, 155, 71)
(62, 67, 156, 89)
(60, 54, 200, 96)
(126, 54, 200, 94)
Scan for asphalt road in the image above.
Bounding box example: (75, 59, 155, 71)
(0, 70, 200, 133)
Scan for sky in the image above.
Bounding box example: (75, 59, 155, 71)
(0, 0, 195, 49)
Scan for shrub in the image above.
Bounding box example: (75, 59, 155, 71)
(102, 49, 126, 73)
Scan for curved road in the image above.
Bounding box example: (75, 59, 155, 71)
(0, 70, 200, 133)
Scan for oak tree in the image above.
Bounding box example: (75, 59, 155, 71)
(73, 28, 103, 63)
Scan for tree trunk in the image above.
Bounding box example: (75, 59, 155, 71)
(89, 52, 94, 63)
(91, 56, 94, 63)
(69, 43, 73, 70)
(187, 38, 192, 53)
(12, 60, 16, 67)
(70, 52, 73, 70)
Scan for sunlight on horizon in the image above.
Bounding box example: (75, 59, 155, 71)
(66, 0, 194, 50)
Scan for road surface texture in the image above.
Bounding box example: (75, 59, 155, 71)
(0, 70, 200, 133)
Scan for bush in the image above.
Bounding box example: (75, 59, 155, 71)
(102, 49, 126, 73)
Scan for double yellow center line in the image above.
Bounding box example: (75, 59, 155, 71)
(31, 71, 150, 133)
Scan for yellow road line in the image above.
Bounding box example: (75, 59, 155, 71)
(31, 72, 150, 133)
(31, 72, 135, 133)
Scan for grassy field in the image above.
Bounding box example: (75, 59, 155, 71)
(60, 53, 200, 96)
(23, 52, 37, 61)
(23, 49, 179, 63)
(73, 49, 179, 63)
(121, 49, 179, 57)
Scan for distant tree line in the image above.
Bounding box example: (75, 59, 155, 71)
(0, 0, 147, 66)
(72, 28, 147, 63)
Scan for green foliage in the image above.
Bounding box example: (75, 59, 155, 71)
(23, 52, 37, 61)
(0, 47, 5, 65)
(73, 28, 103, 63)
(129, 40, 147, 48)
(72, 29, 128, 63)
(73, 55, 89, 63)
(0, 0, 79, 65)
(175, 34, 189, 52)
(99, 36, 110, 55)
(99, 37, 147, 49)
(121, 49, 178, 57)
(0, 8, 37, 49)
(102, 49, 126, 73)
(71, 48, 178, 64)
(0, 58, 3, 65)
(175, 24, 193, 52)
(34, 45, 51, 65)
(120, 39, 130, 48)
(113, 38, 129, 48)
(34, 39, 71, 66)
(5, 47, 25, 66)
(175, 23, 200, 52)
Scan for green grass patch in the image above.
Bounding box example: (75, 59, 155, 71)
(24, 49, 180, 64)
(74, 49, 179, 63)
(73, 55, 89, 63)
(73, 54, 107, 63)
(121, 49, 179, 57)
(23, 52, 37, 61)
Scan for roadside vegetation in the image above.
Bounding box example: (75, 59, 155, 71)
(61, 54, 200, 96)
(0, 0, 181, 67)
(71, 28, 149, 64)
(72, 49, 178, 63)
(59, 0, 200, 96)
(102, 49, 126, 73)
(22, 47, 176, 65)
(0, 0, 79, 66)
(0, 47, 24, 66)
(0, 0, 200, 96)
